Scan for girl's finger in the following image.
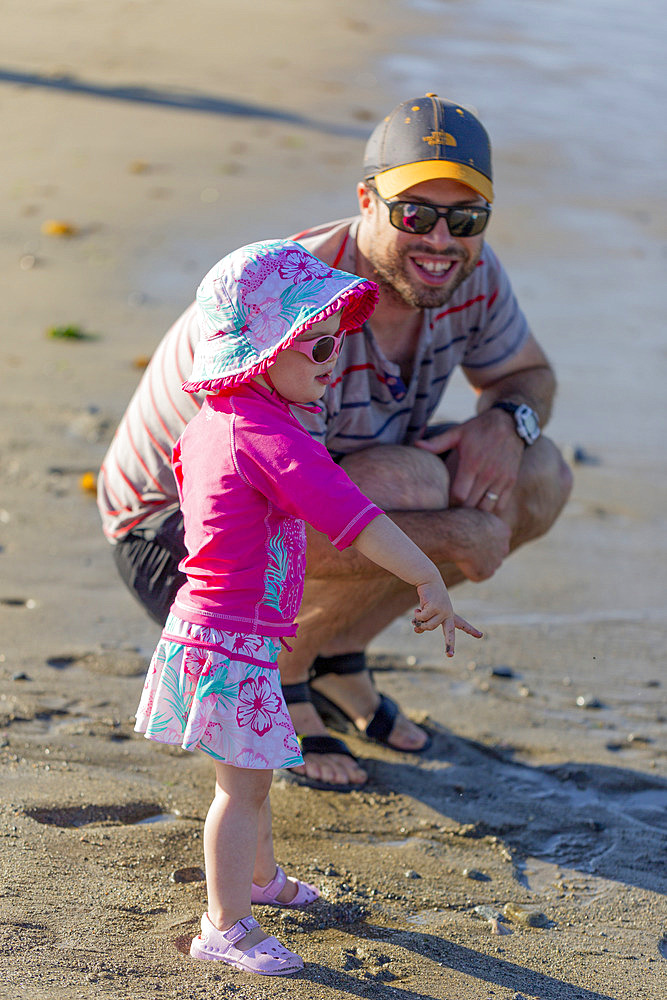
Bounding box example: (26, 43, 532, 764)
(454, 615, 483, 638)
(444, 618, 456, 657)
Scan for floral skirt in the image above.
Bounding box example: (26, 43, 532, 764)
(134, 614, 303, 769)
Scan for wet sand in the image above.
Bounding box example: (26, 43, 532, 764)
(1, 2, 666, 998)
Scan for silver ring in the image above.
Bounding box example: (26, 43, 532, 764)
(485, 491, 499, 502)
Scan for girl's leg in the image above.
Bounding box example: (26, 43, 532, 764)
(204, 761, 272, 947)
(253, 797, 300, 905)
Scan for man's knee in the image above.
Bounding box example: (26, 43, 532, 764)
(339, 445, 449, 510)
(514, 437, 573, 543)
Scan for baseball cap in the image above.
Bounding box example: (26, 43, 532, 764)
(363, 93, 493, 203)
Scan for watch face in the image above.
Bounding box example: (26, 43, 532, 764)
(516, 405, 540, 443)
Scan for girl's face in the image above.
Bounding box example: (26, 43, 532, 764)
(261, 310, 344, 404)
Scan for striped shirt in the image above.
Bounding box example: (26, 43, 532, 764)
(98, 217, 529, 542)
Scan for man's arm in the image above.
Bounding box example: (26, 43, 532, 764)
(416, 334, 557, 513)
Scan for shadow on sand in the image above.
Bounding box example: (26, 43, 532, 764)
(0, 67, 369, 138)
(362, 720, 667, 896)
(302, 924, 619, 999)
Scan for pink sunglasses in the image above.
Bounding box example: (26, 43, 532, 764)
(289, 329, 346, 364)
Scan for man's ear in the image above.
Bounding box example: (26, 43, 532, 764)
(357, 181, 375, 216)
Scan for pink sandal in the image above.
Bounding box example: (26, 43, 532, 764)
(251, 866, 320, 908)
(190, 913, 303, 975)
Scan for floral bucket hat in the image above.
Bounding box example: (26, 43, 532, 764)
(182, 239, 378, 393)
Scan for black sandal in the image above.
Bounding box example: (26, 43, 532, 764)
(280, 682, 365, 792)
(309, 653, 432, 754)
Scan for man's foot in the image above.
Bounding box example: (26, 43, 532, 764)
(287, 698, 368, 788)
(310, 659, 430, 752)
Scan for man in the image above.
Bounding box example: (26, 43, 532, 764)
(98, 94, 572, 791)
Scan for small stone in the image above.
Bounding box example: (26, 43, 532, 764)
(519, 685, 531, 697)
(491, 665, 515, 678)
(169, 866, 205, 883)
(576, 695, 604, 709)
(404, 869, 421, 879)
(626, 733, 652, 744)
(11, 672, 31, 681)
(503, 901, 550, 927)
(463, 868, 490, 882)
(19, 254, 36, 270)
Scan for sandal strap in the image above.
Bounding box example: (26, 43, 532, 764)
(221, 914, 259, 944)
(258, 865, 286, 899)
(281, 681, 312, 704)
(365, 693, 399, 742)
(309, 652, 367, 679)
(297, 734, 357, 760)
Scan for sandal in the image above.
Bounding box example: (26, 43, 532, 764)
(309, 653, 432, 754)
(190, 913, 303, 975)
(280, 681, 365, 792)
(251, 865, 319, 907)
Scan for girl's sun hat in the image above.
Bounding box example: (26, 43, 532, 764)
(182, 239, 378, 393)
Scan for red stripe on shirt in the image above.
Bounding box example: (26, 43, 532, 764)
(433, 294, 486, 322)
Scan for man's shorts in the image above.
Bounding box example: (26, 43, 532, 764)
(112, 509, 186, 626)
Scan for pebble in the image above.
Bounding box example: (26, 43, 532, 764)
(11, 672, 31, 681)
(503, 901, 550, 927)
(491, 665, 515, 678)
(463, 868, 490, 882)
(169, 866, 205, 883)
(404, 869, 421, 879)
(576, 694, 604, 709)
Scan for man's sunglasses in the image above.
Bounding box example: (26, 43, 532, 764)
(369, 185, 491, 237)
(289, 328, 345, 364)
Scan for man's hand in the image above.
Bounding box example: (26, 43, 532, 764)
(415, 408, 524, 513)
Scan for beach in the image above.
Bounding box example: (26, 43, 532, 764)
(1, 1, 666, 997)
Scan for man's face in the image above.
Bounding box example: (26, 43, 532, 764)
(357, 177, 488, 310)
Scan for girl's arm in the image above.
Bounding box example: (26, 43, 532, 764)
(351, 514, 482, 657)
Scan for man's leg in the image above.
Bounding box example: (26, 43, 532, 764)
(282, 436, 572, 787)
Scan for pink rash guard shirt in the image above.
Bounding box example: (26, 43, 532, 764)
(171, 380, 383, 637)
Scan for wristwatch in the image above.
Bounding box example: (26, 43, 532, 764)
(491, 401, 541, 446)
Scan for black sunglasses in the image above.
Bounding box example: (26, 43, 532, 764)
(369, 185, 491, 237)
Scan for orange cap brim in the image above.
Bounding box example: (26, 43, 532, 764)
(373, 160, 494, 204)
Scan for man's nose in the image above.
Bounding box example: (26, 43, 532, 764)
(422, 216, 456, 249)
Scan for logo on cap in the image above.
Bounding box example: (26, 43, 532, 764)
(422, 130, 457, 148)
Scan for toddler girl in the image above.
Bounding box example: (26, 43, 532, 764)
(134, 239, 481, 976)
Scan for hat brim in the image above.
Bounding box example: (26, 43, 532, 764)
(372, 160, 493, 203)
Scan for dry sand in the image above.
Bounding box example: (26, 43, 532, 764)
(1, 2, 666, 998)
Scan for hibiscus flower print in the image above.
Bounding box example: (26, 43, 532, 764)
(235, 748, 270, 768)
(236, 676, 282, 737)
(232, 634, 265, 656)
(279, 247, 327, 283)
(183, 646, 210, 680)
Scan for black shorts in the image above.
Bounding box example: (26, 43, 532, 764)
(112, 510, 186, 626)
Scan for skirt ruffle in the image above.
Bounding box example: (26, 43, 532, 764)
(134, 614, 303, 769)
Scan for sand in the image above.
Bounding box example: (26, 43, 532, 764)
(1, 2, 666, 998)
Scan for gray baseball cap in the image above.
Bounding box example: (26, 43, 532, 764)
(363, 93, 493, 203)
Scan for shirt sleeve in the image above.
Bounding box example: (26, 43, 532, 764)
(232, 408, 383, 550)
(461, 244, 531, 371)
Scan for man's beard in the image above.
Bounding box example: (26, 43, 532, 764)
(366, 242, 481, 310)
